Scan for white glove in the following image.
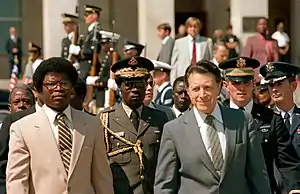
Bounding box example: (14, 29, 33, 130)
(69, 44, 81, 55)
(107, 79, 118, 91)
(289, 190, 300, 194)
(86, 76, 99, 85)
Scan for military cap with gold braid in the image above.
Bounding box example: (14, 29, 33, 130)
(260, 62, 300, 84)
(61, 13, 78, 24)
(219, 57, 260, 82)
(28, 42, 41, 52)
(111, 56, 154, 78)
(84, 5, 102, 16)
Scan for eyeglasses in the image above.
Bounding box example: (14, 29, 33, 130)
(43, 80, 72, 90)
(122, 80, 147, 90)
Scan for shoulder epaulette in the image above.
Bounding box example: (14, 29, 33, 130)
(101, 106, 115, 113)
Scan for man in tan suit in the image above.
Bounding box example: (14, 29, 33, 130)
(6, 57, 113, 194)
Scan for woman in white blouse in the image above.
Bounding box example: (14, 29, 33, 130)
(271, 20, 290, 62)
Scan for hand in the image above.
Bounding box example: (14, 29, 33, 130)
(12, 48, 18, 53)
(289, 190, 300, 194)
(69, 44, 81, 55)
(107, 79, 118, 91)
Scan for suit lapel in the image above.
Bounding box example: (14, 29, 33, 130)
(291, 106, 300, 135)
(183, 110, 219, 180)
(112, 104, 138, 136)
(68, 108, 87, 179)
(219, 106, 237, 181)
(34, 109, 67, 180)
(137, 106, 150, 137)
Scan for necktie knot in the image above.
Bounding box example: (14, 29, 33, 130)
(205, 115, 215, 125)
(130, 110, 139, 119)
(284, 112, 290, 119)
(56, 112, 66, 121)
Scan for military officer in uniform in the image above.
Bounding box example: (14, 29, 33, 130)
(123, 41, 145, 58)
(151, 60, 173, 107)
(61, 13, 78, 59)
(99, 56, 168, 194)
(69, 5, 102, 79)
(220, 57, 300, 194)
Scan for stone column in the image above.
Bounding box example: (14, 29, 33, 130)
(230, 0, 268, 46)
(137, 0, 175, 59)
(42, 0, 78, 58)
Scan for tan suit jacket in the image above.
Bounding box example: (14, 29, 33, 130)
(6, 107, 113, 194)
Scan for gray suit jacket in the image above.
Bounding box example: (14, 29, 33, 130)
(154, 105, 271, 194)
(157, 36, 175, 65)
(170, 35, 213, 84)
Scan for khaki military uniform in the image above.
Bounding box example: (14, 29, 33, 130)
(99, 104, 168, 194)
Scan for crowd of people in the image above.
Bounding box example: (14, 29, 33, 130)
(0, 3, 299, 194)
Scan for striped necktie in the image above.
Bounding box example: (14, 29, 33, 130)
(56, 113, 72, 175)
(205, 115, 224, 173)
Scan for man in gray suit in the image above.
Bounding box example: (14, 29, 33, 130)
(157, 23, 175, 65)
(154, 60, 271, 194)
(170, 17, 213, 84)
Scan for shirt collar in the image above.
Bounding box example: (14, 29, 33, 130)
(193, 103, 223, 128)
(277, 105, 295, 118)
(42, 105, 72, 125)
(35, 102, 42, 111)
(88, 21, 98, 32)
(172, 104, 189, 117)
(230, 99, 253, 114)
(68, 32, 74, 40)
(158, 81, 170, 92)
(10, 35, 16, 40)
(188, 34, 200, 42)
(162, 36, 170, 44)
(122, 102, 143, 118)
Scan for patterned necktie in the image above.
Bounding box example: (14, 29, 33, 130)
(130, 110, 139, 131)
(205, 115, 224, 172)
(284, 112, 291, 130)
(57, 113, 72, 175)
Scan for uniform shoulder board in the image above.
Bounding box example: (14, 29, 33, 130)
(101, 106, 115, 113)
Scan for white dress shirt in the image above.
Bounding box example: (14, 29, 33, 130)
(193, 104, 226, 160)
(277, 105, 294, 125)
(162, 36, 170, 45)
(157, 81, 170, 93)
(271, 31, 290, 47)
(230, 100, 254, 114)
(188, 34, 201, 62)
(88, 22, 99, 32)
(172, 105, 188, 118)
(43, 105, 73, 144)
(35, 102, 42, 111)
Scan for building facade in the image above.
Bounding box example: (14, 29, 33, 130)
(0, 0, 298, 78)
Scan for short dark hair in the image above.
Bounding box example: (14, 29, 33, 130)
(157, 23, 172, 33)
(184, 60, 222, 87)
(173, 76, 185, 90)
(226, 24, 233, 30)
(9, 84, 35, 103)
(74, 77, 87, 98)
(33, 57, 78, 92)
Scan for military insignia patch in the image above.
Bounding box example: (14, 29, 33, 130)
(128, 57, 138, 65)
(236, 58, 246, 68)
(266, 62, 274, 72)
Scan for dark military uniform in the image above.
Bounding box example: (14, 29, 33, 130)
(99, 56, 168, 194)
(61, 37, 71, 59)
(220, 57, 300, 193)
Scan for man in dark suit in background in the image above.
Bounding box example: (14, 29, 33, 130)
(220, 57, 300, 194)
(5, 27, 22, 78)
(156, 23, 174, 65)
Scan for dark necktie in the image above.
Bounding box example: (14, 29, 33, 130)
(130, 110, 139, 131)
(178, 113, 183, 117)
(191, 39, 197, 65)
(205, 115, 224, 173)
(239, 107, 245, 111)
(56, 113, 72, 175)
(284, 112, 291, 130)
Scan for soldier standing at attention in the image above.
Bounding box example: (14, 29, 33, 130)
(99, 56, 168, 194)
(69, 5, 102, 79)
(61, 13, 78, 59)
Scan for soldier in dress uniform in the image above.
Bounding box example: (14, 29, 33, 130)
(61, 13, 78, 59)
(99, 56, 168, 194)
(260, 62, 300, 158)
(220, 57, 300, 194)
(123, 41, 145, 58)
(151, 60, 173, 107)
(22, 42, 43, 84)
(69, 5, 102, 79)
